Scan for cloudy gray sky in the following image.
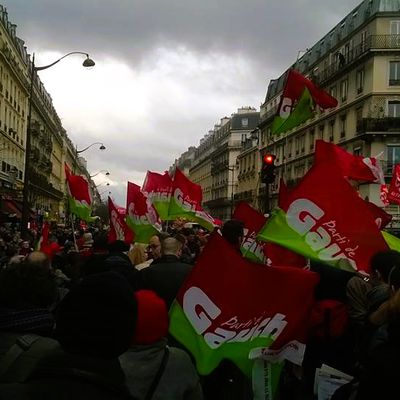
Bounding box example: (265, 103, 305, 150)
(4, 0, 361, 205)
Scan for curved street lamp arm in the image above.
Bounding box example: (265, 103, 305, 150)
(76, 142, 105, 154)
(34, 52, 92, 71)
(90, 170, 109, 178)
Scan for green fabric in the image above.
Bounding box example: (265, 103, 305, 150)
(271, 88, 315, 135)
(125, 217, 159, 244)
(168, 197, 215, 231)
(382, 231, 400, 251)
(256, 208, 354, 271)
(152, 200, 171, 221)
(69, 198, 96, 223)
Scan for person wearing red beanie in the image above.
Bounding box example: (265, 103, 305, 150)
(120, 289, 203, 400)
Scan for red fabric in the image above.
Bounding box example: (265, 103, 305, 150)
(314, 140, 383, 183)
(309, 300, 348, 339)
(133, 290, 169, 345)
(388, 164, 400, 205)
(175, 233, 320, 351)
(380, 184, 390, 206)
(172, 168, 203, 208)
(278, 164, 389, 273)
(142, 170, 173, 194)
(365, 201, 392, 229)
(42, 242, 61, 260)
(127, 181, 160, 223)
(279, 69, 338, 112)
(64, 163, 92, 206)
(108, 197, 135, 244)
(39, 221, 50, 251)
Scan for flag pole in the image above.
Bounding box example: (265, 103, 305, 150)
(70, 214, 78, 251)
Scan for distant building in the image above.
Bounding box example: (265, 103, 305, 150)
(259, 0, 400, 222)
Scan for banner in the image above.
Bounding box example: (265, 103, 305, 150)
(257, 166, 388, 273)
(169, 233, 319, 399)
(108, 196, 135, 244)
(380, 184, 390, 206)
(169, 168, 216, 231)
(64, 163, 95, 222)
(142, 171, 173, 220)
(388, 164, 400, 205)
(314, 140, 384, 183)
(126, 181, 161, 244)
(271, 69, 337, 135)
(365, 201, 392, 229)
(233, 202, 268, 264)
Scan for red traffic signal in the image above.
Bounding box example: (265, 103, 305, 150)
(263, 154, 276, 165)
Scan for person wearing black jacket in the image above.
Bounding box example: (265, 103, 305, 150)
(137, 237, 192, 308)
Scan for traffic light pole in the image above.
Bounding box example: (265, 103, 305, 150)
(264, 182, 270, 215)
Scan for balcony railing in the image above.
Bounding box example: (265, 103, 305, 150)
(356, 117, 400, 134)
(315, 34, 400, 85)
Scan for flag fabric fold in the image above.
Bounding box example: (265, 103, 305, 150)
(126, 181, 161, 244)
(314, 140, 384, 184)
(64, 163, 95, 222)
(168, 168, 216, 231)
(142, 171, 173, 220)
(271, 69, 338, 135)
(388, 164, 400, 205)
(169, 233, 319, 398)
(257, 165, 388, 273)
(108, 196, 135, 244)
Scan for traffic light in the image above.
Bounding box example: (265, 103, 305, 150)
(261, 154, 276, 184)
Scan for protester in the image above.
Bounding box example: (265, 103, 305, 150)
(221, 219, 244, 251)
(137, 237, 192, 308)
(120, 289, 203, 400)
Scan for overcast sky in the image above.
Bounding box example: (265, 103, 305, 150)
(4, 0, 361, 206)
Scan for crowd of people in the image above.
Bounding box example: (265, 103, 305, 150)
(0, 219, 400, 399)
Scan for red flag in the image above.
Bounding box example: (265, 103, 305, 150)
(365, 201, 392, 229)
(233, 202, 268, 264)
(380, 184, 390, 206)
(142, 171, 173, 220)
(388, 164, 400, 205)
(258, 165, 389, 273)
(126, 182, 161, 243)
(64, 163, 92, 206)
(170, 233, 319, 377)
(169, 168, 216, 231)
(314, 140, 384, 183)
(108, 197, 134, 244)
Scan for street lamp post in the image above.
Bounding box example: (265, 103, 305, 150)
(90, 170, 110, 178)
(21, 52, 95, 239)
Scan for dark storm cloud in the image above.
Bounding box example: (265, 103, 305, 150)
(7, 0, 361, 72)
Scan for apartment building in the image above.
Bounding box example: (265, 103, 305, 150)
(0, 6, 28, 217)
(259, 0, 400, 224)
(185, 107, 260, 220)
(0, 5, 93, 222)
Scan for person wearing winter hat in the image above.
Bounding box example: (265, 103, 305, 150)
(120, 289, 203, 400)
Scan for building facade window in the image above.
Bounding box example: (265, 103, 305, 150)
(318, 124, 324, 140)
(309, 129, 315, 149)
(356, 68, 365, 94)
(329, 120, 335, 141)
(389, 61, 400, 86)
(387, 145, 400, 173)
(340, 115, 346, 138)
(340, 79, 348, 101)
(241, 118, 248, 127)
(388, 100, 400, 118)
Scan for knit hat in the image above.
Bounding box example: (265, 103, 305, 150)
(55, 271, 137, 358)
(133, 290, 169, 345)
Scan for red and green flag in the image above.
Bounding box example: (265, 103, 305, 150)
(314, 140, 384, 183)
(108, 196, 135, 245)
(233, 201, 269, 264)
(257, 165, 389, 273)
(168, 168, 216, 231)
(126, 181, 161, 244)
(64, 163, 95, 222)
(271, 69, 338, 135)
(169, 233, 319, 398)
(142, 171, 173, 220)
